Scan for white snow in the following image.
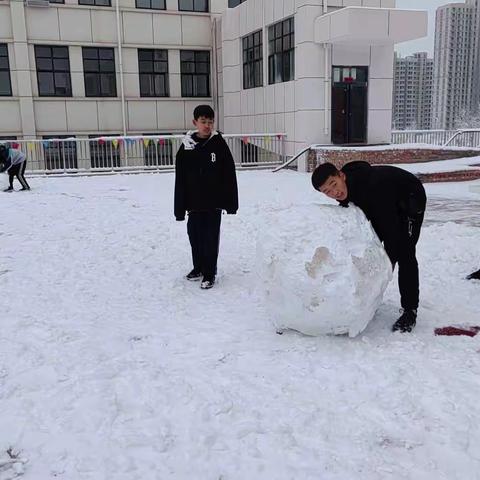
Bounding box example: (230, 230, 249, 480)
(392, 155, 480, 174)
(1, 171, 480, 479)
(257, 204, 392, 337)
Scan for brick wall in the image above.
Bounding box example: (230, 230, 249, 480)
(417, 170, 480, 183)
(307, 147, 480, 172)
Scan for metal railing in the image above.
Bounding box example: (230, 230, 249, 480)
(392, 129, 480, 148)
(0, 133, 286, 175)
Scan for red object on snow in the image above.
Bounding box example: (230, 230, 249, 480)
(434, 326, 480, 337)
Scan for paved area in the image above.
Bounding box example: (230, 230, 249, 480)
(425, 197, 480, 227)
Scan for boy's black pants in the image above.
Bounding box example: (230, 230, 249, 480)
(9, 161, 30, 189)
(397, 210, 425, 311)
(187, 210, 222, 279)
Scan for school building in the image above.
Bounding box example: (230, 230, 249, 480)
(0, 0, 426, 170)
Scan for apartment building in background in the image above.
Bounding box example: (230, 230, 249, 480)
(0, 0, 427, 169)
(392, 52, 433, 130)
(432, 0, 480, 129)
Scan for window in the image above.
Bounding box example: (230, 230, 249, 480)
(178, 0, 208, 12)
(49, 0, 65, 3)
(143, 134, 174, 167)
(89, 135, 121, 169)
(268, 17, 294, 84)
(0, 44, 12, 96)
(228, 0, 246, 6)
(138, 49, 169, 97)
(243, 30, 263, 89)
(82, 47, 117, 97)
(180, 50, 210, 97)
(35, 46, 72, 97)
(43, 136, 78, 170)
(78, 0, 111, 5)
(136, 0, 165, 9)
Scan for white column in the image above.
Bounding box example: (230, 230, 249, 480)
(10, 1, 36, 139)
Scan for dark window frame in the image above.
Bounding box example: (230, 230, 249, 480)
(242, 30, 263, 89)
(180, 50, 210, 97)
(0, 44, 12, 97)
(268, 17, 295, 85)
(143, 134, 174, 167)
(135, 0, 166, 9)
(42, 135, 78, 170)
(88, 135, 121, 169)
(78, 0, 112, 6)
(178, 0, 209, 12)
(138, 49, 169, 97)
(35, 45, 72, 97)
(82, 47, 117, 97)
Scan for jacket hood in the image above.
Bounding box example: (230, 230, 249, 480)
(182, 130, 219, 150)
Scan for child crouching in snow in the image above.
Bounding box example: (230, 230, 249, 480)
(0, 144, 30, 192)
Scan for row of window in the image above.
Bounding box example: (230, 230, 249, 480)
(242, 17, 295, 90)
(0, 44, 210, 98)
(48, 0, 208, 11)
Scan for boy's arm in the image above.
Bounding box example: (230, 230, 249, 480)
(174, 147, 186, 221)
(221, 142, 238, 214)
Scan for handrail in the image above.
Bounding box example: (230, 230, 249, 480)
(443, 129, 480, 147)
(272, 144, 332, 173)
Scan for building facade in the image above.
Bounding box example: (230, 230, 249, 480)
(0, 0, 228, 142)
(221, 0, 427, 163)
(0, 0, 427, 167)
(432, 0, 479, 129)
(393, 52, 433, 130)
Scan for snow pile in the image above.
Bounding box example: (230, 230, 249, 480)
(257, 204, 392, 337)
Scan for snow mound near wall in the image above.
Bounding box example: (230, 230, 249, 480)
(257, 204, 392, 337)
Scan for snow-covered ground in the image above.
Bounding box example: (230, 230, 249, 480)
(1, 170, 480, 480)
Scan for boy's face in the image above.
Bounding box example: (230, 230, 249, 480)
(193, 116, 214, 138)
(318, 172, 348, 201)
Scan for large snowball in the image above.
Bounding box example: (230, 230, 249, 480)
(257, 204, 392, 337)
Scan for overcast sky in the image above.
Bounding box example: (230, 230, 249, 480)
(395, 0, 452, 56)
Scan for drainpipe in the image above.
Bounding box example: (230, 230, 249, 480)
(323, 0, 329, 137)
(211, 16, 219, 116)
(115, 0, 127, 136)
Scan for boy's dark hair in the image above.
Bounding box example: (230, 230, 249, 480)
(311, 162, 340, 190)
(193, 105, 215, 120)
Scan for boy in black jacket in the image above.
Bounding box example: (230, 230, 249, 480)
(311, 161, 427, 333)
(174, 105, 238, 290)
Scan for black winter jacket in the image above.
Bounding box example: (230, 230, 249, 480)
(174, 132, 239, 221)
(339, 161, 426, 264)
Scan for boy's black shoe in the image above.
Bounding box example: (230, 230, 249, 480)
(392, 309, 417, 333)
(3, 186, 13, 192)
(20, 187, 30, 191)
(186, 269, 202, 281)
(200, 276, 215, 290)
(467, 269, 480, 280)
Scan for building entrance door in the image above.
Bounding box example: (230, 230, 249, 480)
(331, 66, 368, 144)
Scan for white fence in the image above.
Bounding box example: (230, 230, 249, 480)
(0, 134, 286, 175)
(391, 129, 480, 148)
